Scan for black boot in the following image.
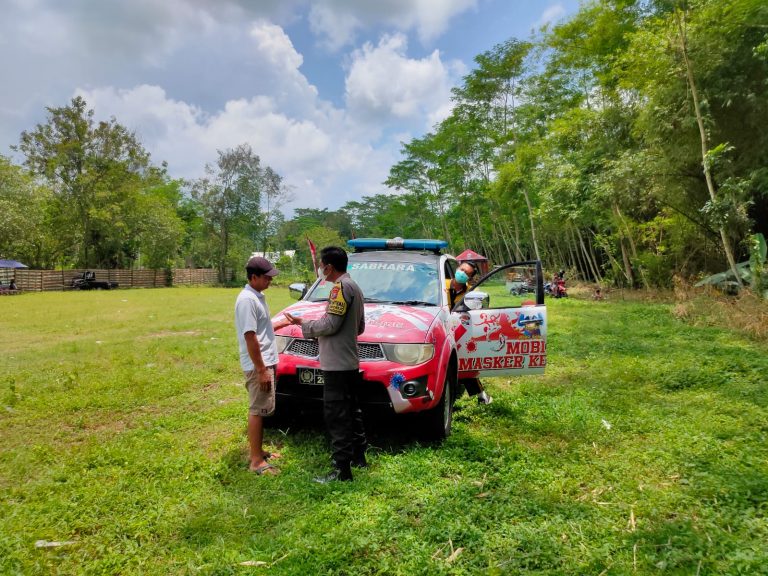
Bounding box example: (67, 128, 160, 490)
(313, 461, 352, 483)
(351, 452, 368, 469)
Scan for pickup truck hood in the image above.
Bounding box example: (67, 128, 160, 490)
(274, 301, 441, 343)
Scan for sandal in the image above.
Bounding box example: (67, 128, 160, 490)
(250, 462, 279, 475)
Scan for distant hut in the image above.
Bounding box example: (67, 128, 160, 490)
(456, 249, 489, 276)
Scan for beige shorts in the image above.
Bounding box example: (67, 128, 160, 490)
(244, 365, 276, 416)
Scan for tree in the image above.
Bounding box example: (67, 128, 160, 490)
(302, 226, 345, 274)
(15, 96, 158, 268)
(494, 145, 542, 261)
(673, 6, 740, 282)
(258, 166, 292, 253)
(308, 0, 767, 290)
(386, 133, 454, 243)
(0, 156, 55, 267)
(620, 0, 767, 278)
(274, 208, 353, 251)
(191, 144, 287, 282)
(135, 177, 186, 269)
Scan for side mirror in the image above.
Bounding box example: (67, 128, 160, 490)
(464, 291, 489, 310)
(289, 282, 307, 300)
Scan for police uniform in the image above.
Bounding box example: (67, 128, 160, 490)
(300, 273, 367, 473)
(445, 278, 469, 308)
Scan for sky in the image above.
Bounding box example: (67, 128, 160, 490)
(1, 0, 581, 214)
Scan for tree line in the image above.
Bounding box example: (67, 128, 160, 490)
(379, 0, 767, 288)
(285, 0, 767, 289)
(1, 0, 766, 289)
(0, 97, 291, 281)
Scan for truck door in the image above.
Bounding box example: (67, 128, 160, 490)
(453, 261, 547, 378)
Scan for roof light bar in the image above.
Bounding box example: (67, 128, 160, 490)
(348, 238, 448, 253)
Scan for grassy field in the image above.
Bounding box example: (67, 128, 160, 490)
(1, 287, 767, 575)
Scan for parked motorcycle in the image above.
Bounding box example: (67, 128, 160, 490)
(508, 279, 536, 296)
(545, 271, 568, 298)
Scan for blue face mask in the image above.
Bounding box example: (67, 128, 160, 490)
(455, 270, 469, 284)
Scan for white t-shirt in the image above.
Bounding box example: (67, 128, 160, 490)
(234, 284, 277, 371)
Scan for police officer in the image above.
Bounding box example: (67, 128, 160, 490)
(284, 246, 367, 482)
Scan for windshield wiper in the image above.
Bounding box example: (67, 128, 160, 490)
(364, 297, 394, 304)
(390, 300, 437, 306)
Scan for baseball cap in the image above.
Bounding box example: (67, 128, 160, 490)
(246, 256, 279, 277)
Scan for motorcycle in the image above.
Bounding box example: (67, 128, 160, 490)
(508, 278, 536, 296)
(545, 272, 568, 298)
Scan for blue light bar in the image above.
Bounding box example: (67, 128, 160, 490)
(348, 238, 448, 252)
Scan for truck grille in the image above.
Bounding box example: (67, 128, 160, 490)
(359, 343, 385, 360)
(286, 338, 318, 357)
(285, 339, 385, 361)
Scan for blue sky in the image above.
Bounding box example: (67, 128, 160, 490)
(1, 0, 581, 213)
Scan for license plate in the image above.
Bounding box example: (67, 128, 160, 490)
(297, 367, 325, 385)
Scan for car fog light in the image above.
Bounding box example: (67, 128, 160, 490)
(402, 381, 418, 397)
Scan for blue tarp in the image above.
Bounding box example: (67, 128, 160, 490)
(0, 259, 28, 268)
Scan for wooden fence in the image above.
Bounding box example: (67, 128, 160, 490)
(8, 268, 226, 292)
(172, 268, 220, 286)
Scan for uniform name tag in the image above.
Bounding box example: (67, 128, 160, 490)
(327, 282, 347, 316)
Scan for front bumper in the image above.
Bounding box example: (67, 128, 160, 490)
(276, 346, 441, 414)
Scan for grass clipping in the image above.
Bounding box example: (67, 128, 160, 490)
(673, 276, 768, 340)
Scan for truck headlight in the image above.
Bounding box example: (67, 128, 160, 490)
(381, 343, 434, 365)
(275, 335, 292, 354)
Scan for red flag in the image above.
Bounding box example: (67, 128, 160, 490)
(306, 235, 318, 276)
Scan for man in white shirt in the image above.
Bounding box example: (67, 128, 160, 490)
(235, 256, 290, 475)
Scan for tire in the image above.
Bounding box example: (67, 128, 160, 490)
(423, 374, 452, 440)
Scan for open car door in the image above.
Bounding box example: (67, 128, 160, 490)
(453, 261, 547, 378)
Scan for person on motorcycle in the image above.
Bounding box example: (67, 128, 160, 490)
(551, 270, 567, 298)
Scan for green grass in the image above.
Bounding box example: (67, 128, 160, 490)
(1, 288, 767, 575)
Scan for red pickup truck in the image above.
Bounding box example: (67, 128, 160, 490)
(273, 238, 547, 439)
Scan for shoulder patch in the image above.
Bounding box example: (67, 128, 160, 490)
(327, 282, 348, 316)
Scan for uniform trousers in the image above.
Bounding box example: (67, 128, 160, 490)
(323, 369, 367, 466)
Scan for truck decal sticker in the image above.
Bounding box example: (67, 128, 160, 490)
(458, 354, 546, 371)
(389, 373, 405, 390)
(456, 308, 547, 372)
(365, 305, 432, 331)
(350, 263, 416, 272)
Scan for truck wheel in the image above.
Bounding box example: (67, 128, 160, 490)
(423, 374, 452, 440)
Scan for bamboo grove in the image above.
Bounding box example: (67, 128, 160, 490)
(338, 0, 767, 288)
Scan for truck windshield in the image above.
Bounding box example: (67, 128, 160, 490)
(307, 260, 441, 306)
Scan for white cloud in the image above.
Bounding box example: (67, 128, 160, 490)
(246, 20, 322, 118)
(308, 4, 361, 52)
(249, 20, 304, 71)
(344, 33, 462, 130)
(407, 0, 478, 44)
(75, 84, 393, 211)
(306, 0, 478, 50)
(536, 4, 567, 29)
(1, 0, 534, 213)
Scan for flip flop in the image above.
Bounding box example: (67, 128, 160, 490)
(250, 462, 279, 476)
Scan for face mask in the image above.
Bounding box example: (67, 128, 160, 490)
(318, 266, 328, 281)
(455, 270, 469, 284)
